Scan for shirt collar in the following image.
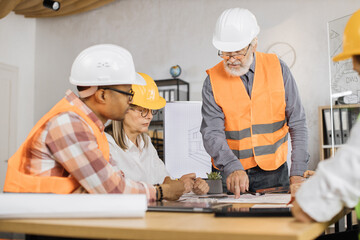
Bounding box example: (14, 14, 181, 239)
(248, 53, 256, 73)
(124, 133, 145, 152)
(64, 89, 105, 132)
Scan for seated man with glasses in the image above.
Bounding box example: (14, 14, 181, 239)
(4, 44, 185, 202)
(100, 87, 135, 101)
(201, 8, 309, 198)
(105, 73, 209, 195)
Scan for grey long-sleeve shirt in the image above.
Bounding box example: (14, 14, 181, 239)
(200, 54, 310, 178)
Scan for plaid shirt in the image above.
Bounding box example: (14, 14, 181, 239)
(24, 90, 155, 200)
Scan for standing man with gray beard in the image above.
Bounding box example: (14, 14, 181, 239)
(200, 8, 309, 198)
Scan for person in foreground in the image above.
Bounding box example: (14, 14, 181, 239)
(201, 8, 309, 198)
(3, 44, 184, 201)
(292, 9, 360, 239)
(105, 73, 209, 195)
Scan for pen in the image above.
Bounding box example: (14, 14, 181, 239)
(198, 195, 227, 199)
(287, 196, 295, 206)
(246, 190, 263, 196)
(255, 186, 289, 194)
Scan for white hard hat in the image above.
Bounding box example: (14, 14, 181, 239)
(69, 44, 146, 86)
(213, 8, 260, 52)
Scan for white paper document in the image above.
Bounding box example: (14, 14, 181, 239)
(251, 204, 292, 208)
(164, 102, 211, 178)
(217, 194, 291, 204)
(0, 193, 147, 219)
(179, 193, 291, 204)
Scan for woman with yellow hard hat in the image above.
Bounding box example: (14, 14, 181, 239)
(105, 73, 209, 195)
(291, 9, 360, 240)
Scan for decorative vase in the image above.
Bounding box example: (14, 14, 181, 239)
(205, 179, 223, 194)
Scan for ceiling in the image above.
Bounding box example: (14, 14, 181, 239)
(0, 0, 115, 19)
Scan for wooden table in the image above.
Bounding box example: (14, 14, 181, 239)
(0, 206, 340, 240)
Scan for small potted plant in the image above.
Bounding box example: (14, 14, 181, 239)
(205, 172, 223, 194)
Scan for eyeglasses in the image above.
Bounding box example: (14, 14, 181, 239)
(101, 87, 134, 102)
(218, 44, 251, 60)
(130, 106, 159, 118)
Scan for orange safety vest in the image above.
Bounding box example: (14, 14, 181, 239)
(3, 97, 109, 194)
(207, 52, 289, 171)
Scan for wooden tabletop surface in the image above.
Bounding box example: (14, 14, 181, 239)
(0, 207, 334, 240)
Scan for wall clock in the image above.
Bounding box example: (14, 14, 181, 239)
(266, 42, 296, 68)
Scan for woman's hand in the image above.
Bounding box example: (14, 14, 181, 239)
(290, 170, 316, 197)
(291, 200, 315, 223)
(193, 178, 209, 195)
(161, 181, 185, 201)
(180, 173, 196, 193)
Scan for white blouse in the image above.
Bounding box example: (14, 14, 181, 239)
(296, 121, 360, 222)
(105, 132, 170, 185)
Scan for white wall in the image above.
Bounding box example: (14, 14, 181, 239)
(0, 12, 36, 151)
(3, 0, 358, 171)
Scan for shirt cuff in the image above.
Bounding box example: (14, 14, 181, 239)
(139, 182, 157, 202)
(295, 175, 343, 222)
(290, 150, 309, 177)
(224, 160, 244, 178)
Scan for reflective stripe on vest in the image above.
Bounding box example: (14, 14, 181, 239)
(231, 134, 288, 159)
(207, 52, 289, 171)
(226, 119, 286, 140)
(3, 97, 109, 194)
(227, 120, 287, 159)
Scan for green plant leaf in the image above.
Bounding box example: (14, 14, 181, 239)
(206, 172, 222, 180)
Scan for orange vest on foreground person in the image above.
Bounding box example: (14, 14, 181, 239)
(207, 52, 289, 171)
(3, 97, 110, 194)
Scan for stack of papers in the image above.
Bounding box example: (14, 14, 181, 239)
(217, 194, 291, 204)
(0, 193, 147, 219)
(179, 193, 291, 204)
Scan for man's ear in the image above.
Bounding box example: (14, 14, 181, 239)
(94, 89, 107, 104)
(252, 38, 258, 52)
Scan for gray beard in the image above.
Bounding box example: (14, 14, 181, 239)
(224, 64, 250, 76)
(223, 54, 253, 77)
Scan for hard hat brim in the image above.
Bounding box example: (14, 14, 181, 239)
(212, 28, 258, 52)
(333, 52, 352, 62)
(134, 96, 166, 110)
(69, 73, 146, 86)
(333, 48, 360, 62)
(213, 38, 252, 52)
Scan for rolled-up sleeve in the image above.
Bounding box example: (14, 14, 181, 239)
(200, 76, 243, 177)
(45, 112, 156, 201)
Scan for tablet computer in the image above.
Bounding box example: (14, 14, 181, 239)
(215, 205, 292, 217)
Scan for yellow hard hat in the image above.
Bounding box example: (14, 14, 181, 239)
(333, 9, 360, 62)
(132, 73, 166, 110)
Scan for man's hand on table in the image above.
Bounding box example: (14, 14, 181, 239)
(226, 170, 249, 199)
